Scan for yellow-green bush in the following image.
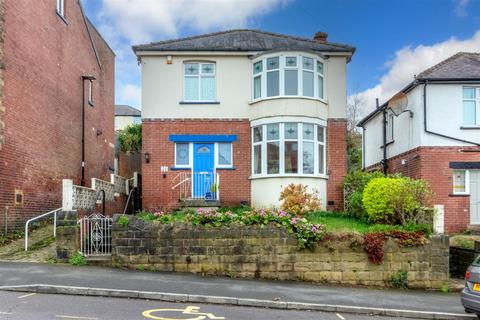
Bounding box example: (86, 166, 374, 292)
(362, 177, 433, 225)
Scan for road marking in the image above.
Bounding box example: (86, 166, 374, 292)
(0, 312, 12, 315)
(143, 306, 224, 320)
(56, 316, 98, 320)
(336, 313, 345, 320)
(17, 292, 36, 299)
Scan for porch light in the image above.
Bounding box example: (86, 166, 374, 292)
(144, 152, 150, 163)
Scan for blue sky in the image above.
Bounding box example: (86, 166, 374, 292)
(82, 0, 480, 114)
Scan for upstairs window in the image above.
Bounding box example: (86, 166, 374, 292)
(56, 0, 65, 17)
(463, 87, 479, 126)
(253, 54, 325, 101)
(386, 113, 394, 143)
(184, 62, 216, 102)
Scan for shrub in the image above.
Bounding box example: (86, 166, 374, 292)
(343, 171, 384, 219)
(69, 253, 86, 266)
(117, 215, 130, 228)
(279, 183, 321, 216)
(391, 270, 409, 289)
(117, 123, 141, 152)
(362, 177, 433, 225)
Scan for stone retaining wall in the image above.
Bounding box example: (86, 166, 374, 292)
(111, 215, 449, 289)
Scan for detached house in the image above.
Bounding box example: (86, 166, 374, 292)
(358, 52, 480, 233)
(133, 30, 355, 210)
(0, 0, 115, 230)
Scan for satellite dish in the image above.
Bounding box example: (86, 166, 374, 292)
(388, 92, 409, 116)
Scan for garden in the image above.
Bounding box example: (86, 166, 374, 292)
(129, 172, 436, 266)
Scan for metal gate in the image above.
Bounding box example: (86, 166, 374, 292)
(79, 213, 112, 256)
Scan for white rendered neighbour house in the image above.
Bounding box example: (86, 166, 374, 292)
(132, 30, 355, 211)
(358, 52, 480, 233)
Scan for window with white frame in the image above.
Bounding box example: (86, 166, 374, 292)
(453, 170, 469, 194)
(252, 122, 326, 176)
(175, 143, 190, 167)
(184, 62, 216, 102)
(463, 87, 480, 126)
(252, 54, 325, 101)
(216, 143, 232, 167)
(56, 0, 65, 17)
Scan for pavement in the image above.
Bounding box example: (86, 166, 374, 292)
(0, 262, 472, 319)
(0, 290, 407, 320)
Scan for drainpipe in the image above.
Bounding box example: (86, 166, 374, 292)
(423, 81, 480, 146)
(362, 126, 366, 171)
(81, 75, 96, 186)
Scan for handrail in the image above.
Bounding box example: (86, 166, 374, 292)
(122, 188, 135, 215)
(171, 177, 191, 190)
(25, 207, 62, 251)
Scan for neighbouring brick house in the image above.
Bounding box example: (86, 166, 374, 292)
(358, 52, 480, 233)
(0, 0, 115, 230)
(133, 30, 355, 210)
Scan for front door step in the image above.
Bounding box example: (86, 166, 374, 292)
(468, 225, 480, 235)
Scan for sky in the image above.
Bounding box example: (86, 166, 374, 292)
(82, 0, 480, 117)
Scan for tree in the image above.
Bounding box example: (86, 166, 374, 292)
(117, 123, 142, 152)
(346, 93, 363, 172)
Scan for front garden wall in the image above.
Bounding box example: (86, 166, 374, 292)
(111, 215, 449, 289)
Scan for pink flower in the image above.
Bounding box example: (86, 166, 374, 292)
(279, 210, 287, 217)
(290, 218, 298, 225)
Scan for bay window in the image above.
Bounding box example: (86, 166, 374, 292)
(252, 54, 325, 101)
(184, 62, 216, 102)
(252, 122, 326, 176)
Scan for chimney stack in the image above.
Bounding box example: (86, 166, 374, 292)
(313, 32, 328, 43)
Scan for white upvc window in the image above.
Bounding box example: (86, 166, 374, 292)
(174, 143, 191, 168)
(56, 0, 65, 17)
(252, 53, 326, 101)
(386, 113, 394, 143)
(251, 121, 326, 177)
(453, 169, 469, 195)
(215, 143, 233, 168)
(183, 62, 216, 102)
(463, 87, 480, 126)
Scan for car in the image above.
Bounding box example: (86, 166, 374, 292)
(461, 257, 480, 317)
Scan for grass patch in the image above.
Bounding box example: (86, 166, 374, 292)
(69, 253, 86, 266)
(304, 211, 432, 235)
(450, 235, 480, 249)
(28, 236, 55, 251)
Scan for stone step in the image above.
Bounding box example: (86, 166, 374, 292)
(180, 199, 220, 207)
(468, 225, 480, 235)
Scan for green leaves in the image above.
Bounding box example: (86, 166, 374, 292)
(117, 123, 142, 152)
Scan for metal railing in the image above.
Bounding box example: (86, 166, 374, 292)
(172, 172, 220, 201)
(25, 207, 62, 251)
(79, 213, 112, 256)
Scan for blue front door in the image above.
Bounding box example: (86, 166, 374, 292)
(193, 143, 214, 198)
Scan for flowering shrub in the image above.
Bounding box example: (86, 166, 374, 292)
(186, 208, 325, 250)
(279, 183, 321, 216)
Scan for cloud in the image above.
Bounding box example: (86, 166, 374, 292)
(454, 0, 471, 17)
(98, 0, 292, 44)
(118, 83, 141, 108)
(354, 31, 480, 117)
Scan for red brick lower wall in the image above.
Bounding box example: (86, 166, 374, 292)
(142, 119, 251, 211)
(369, 146, 480, 233)
(327, 119, 347, 211)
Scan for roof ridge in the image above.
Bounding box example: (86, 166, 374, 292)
(417, 52, 479, 79)
(133, 29, 354, 50)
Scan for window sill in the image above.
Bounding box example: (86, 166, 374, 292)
(249, 96, 327, 105)
(460, 125, 480, 130)
(217, 167, 236, 170)
(250, 174, 328, 180)
(179, 101, 220, 105)
(170, 167, 190, 171)
(449, 193, 470, 197)
(56, 11, 68, 25)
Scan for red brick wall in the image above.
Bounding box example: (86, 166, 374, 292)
(0, 0, 115, 230)
(327, 119, 347, 211)
(142, 119, 251, 211)
(373, 146, 480, 233)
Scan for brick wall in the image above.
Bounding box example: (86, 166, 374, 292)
(142, 119, 251, 210)
(369, 146, 480, 233)
(0, 0, 114, 230)
(112, 215, 450, 289)
(327, 119, 347, 211)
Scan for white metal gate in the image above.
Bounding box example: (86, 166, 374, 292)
(79, 213, 112, 256)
